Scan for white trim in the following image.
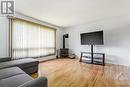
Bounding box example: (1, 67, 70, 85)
(11, 11, 62, 29)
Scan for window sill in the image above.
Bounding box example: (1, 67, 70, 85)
(37, 55, 56, 62)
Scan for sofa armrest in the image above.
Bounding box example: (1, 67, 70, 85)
(0, 57, 11, 63)
(18, 77, 47, 87)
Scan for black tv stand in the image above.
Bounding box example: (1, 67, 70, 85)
(91, 45, 94, 64)
(79, 46, 105, 66)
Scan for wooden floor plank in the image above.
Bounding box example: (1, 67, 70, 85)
(32, 59, 130, 87)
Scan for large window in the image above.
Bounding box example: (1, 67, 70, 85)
(12, 19, 56, 59)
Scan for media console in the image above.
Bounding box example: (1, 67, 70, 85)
(80, 31, 104, 65)
(79, 52, 105, 66)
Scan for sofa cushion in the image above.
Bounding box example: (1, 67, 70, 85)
(0, 74, 33, 87)
(0, 58, 39, 70)
(0, 57, 11, 63)
(0, 67, 25, 80)
(19, 77, 47, 87)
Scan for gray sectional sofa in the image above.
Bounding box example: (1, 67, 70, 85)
(0, 57, 47, 87)
(0, 57, 39, 74)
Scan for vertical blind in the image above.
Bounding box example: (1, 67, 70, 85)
(12, 19, 56, 59)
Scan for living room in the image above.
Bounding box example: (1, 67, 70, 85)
(0, 0, 130, 87)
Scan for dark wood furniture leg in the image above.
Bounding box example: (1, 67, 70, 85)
(79, 52, 83, 62)
(103, 54, 105, 66)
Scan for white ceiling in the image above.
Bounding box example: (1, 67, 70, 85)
(15, 0, 130, 27)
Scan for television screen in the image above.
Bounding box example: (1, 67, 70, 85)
(80, 31, 104, 45)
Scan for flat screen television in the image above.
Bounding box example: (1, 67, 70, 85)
(80, 31, 104, 45)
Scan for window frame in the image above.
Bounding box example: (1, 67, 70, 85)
(9, 17, 57, 59)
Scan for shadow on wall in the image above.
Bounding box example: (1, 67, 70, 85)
(105, 54, 119, 64)
(69, 49, 79, 59)
(104, 28, 128, 47)
(101, 25, 129, 65)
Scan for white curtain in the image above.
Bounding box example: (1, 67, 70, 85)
(12, 19, 56, 59)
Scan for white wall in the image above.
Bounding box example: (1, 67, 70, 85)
(0, 17, 9, 58)
(129, 14, 130, 66)
(64, 15, 130, 66)
(0, 13, 63, 59)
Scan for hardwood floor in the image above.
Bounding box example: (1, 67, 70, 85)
(33, 59, 130, 87)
